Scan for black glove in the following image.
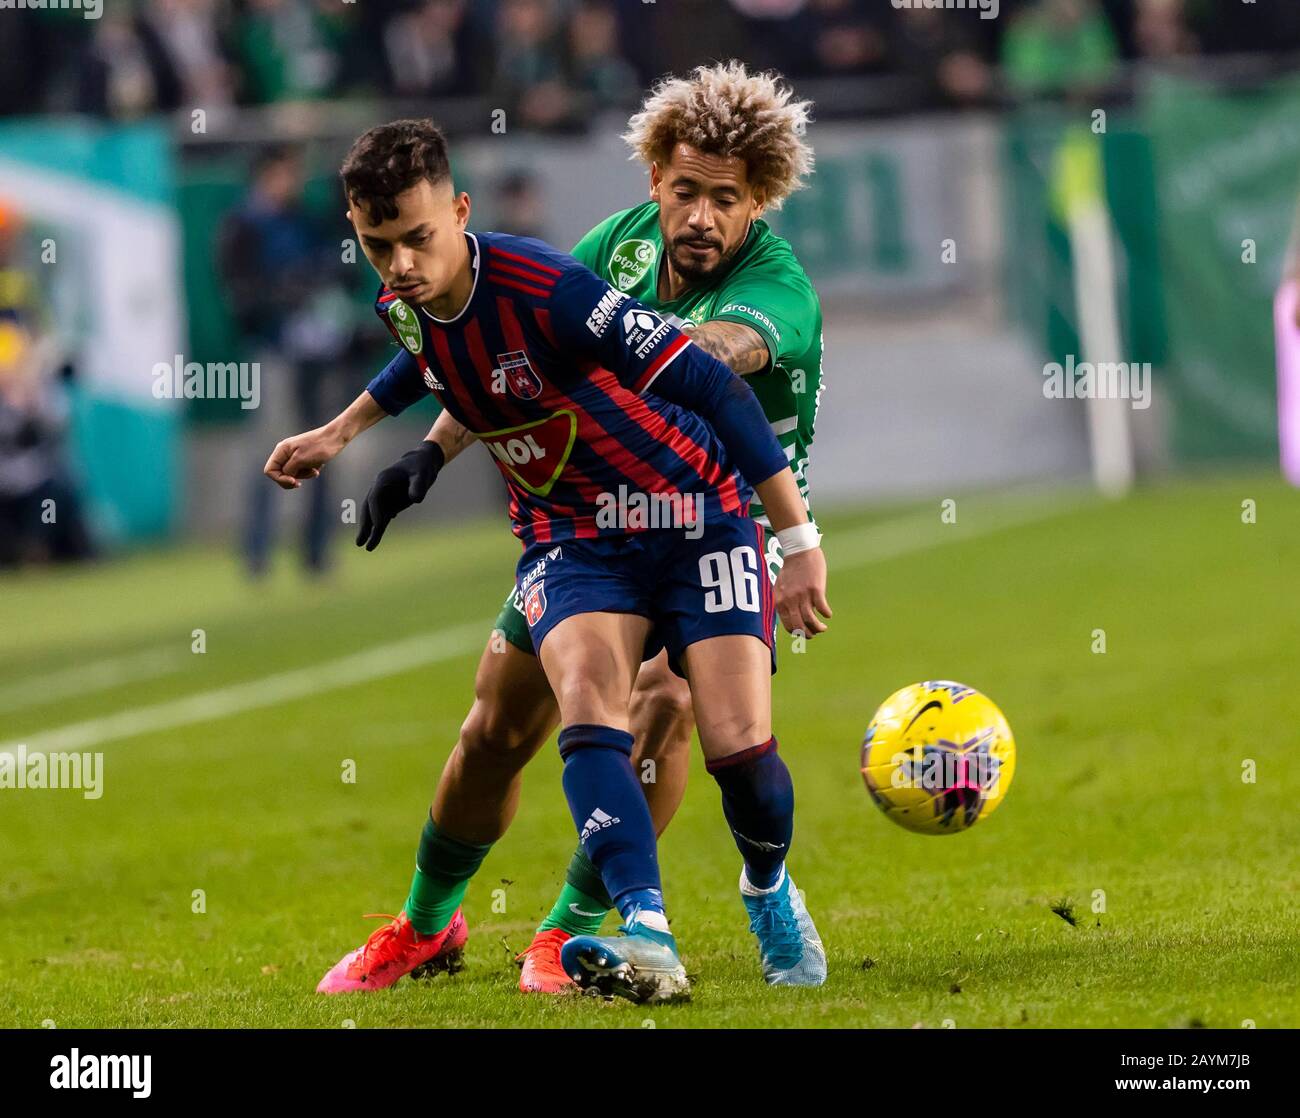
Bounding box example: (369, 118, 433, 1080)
(355, 441, 445, 551)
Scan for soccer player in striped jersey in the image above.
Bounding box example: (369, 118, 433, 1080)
(265, 111, 829, 1003)
(302, 63, 828, 998)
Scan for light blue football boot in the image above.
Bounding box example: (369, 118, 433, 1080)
(741, 868, 827, 986)
(560, 910, 691, 1004)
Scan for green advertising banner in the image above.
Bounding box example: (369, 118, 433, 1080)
(1145, 73, 1300, 462)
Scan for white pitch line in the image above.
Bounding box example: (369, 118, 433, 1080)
(3, 491, 1091, 756)
(0, 648, 182, 715)
(0, 621, 488, 756)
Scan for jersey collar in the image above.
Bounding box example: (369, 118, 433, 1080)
(420, 232, 480, 326)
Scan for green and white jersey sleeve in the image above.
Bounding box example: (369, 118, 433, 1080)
(571, 202, 825, 528)
(709, 239, 823, 527)
(570, 207, 637, 276)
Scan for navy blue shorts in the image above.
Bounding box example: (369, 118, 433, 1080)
(515, 516, 778, 678)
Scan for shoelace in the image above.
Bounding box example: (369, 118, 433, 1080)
(748, 900, 803, 968)
(353, 913, 406, 970)
(514, 930, 566, 966)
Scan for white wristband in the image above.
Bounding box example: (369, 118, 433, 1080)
(776, 522, 821, 556)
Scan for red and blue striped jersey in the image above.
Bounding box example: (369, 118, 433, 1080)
(367, 230, 775, 547)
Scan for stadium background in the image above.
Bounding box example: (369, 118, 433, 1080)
(2, 0, 1300, 1028)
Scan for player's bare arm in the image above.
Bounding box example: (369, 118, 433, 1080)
(263, 389, 388, 490)
(688, 319, 770, 375)
(751, 467, 831, 637)
(425, 407, 478, 464)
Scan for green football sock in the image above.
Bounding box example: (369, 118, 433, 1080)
(537, 845, 614, 936)
(404, 814, 493, 935)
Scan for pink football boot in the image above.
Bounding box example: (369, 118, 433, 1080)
(316, 910, 467, 993)
(516, 928, 575, 994)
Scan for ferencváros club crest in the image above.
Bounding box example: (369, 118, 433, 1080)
(387, 300, 423, 354)
(609, 238, 656, 292)
(525, 581, 547, 626)
(498, 351, 543, 400)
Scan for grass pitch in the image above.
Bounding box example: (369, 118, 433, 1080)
(1, 474, 1297, 1028)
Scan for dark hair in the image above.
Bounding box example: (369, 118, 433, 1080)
(340, 119, 452, 225)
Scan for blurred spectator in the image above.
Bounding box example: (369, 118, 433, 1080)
(216, 146, 355, 577)
(494, 170, 548, 241)
(13, 0, 1300, 126)
(235, 0, 345, 104)
(0, 204, 94, 567)
(145, 0, 236, 111)
(76, 3, 186, 118)
(569, 0, 639, 105)
(801, 0, 889, 77)
(383, 0, 487, 98)
(616, 0, 748, 88)
(889, 3, 997, 108)
(728, 0, 888, 80)
(1002, 0, 1120, 98)
(0, 7, 72, 117)
(493, 0, 577, 131)
(1132, 0, 1199, 60)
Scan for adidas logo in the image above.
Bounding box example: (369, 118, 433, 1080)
(580, 807, 620, 842)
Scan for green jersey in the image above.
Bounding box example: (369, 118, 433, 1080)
(571, 201, 823, 528)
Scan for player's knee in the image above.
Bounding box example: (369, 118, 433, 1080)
(552, 676, 627, 730)
(458, 699, 545, 760)
(698, 710, 768, 757)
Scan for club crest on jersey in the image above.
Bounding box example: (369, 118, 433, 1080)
(525, 580, 547, 626)
(610, 238, 656, 292)
(497, 351, 543, 400)
(387, 300, 423, 355)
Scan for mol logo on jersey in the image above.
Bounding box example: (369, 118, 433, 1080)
(480, 410, 577, 497)
(497, 351, 543, 400)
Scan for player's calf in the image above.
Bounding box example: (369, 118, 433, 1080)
(628, 653, 696, 833)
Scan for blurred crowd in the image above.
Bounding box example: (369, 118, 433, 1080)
(0, 203, 96, 568)
(2, 0, 1299, 128)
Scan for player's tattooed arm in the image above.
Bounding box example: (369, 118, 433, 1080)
(688, 320, 770, 376)
(425, 408, 477, 465)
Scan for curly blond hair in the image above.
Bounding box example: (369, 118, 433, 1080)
(622, 61, 814, 209)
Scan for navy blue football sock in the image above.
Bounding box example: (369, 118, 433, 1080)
(558, 724, 664, 917)
(706, 737, 794, 890)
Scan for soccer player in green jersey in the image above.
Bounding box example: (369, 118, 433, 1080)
(321, 62, 828, 995)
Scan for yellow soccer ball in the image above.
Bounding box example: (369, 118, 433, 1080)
(860, 681, 1016, 835)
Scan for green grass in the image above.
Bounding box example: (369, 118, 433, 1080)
(1, 474, 1298, 1028)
